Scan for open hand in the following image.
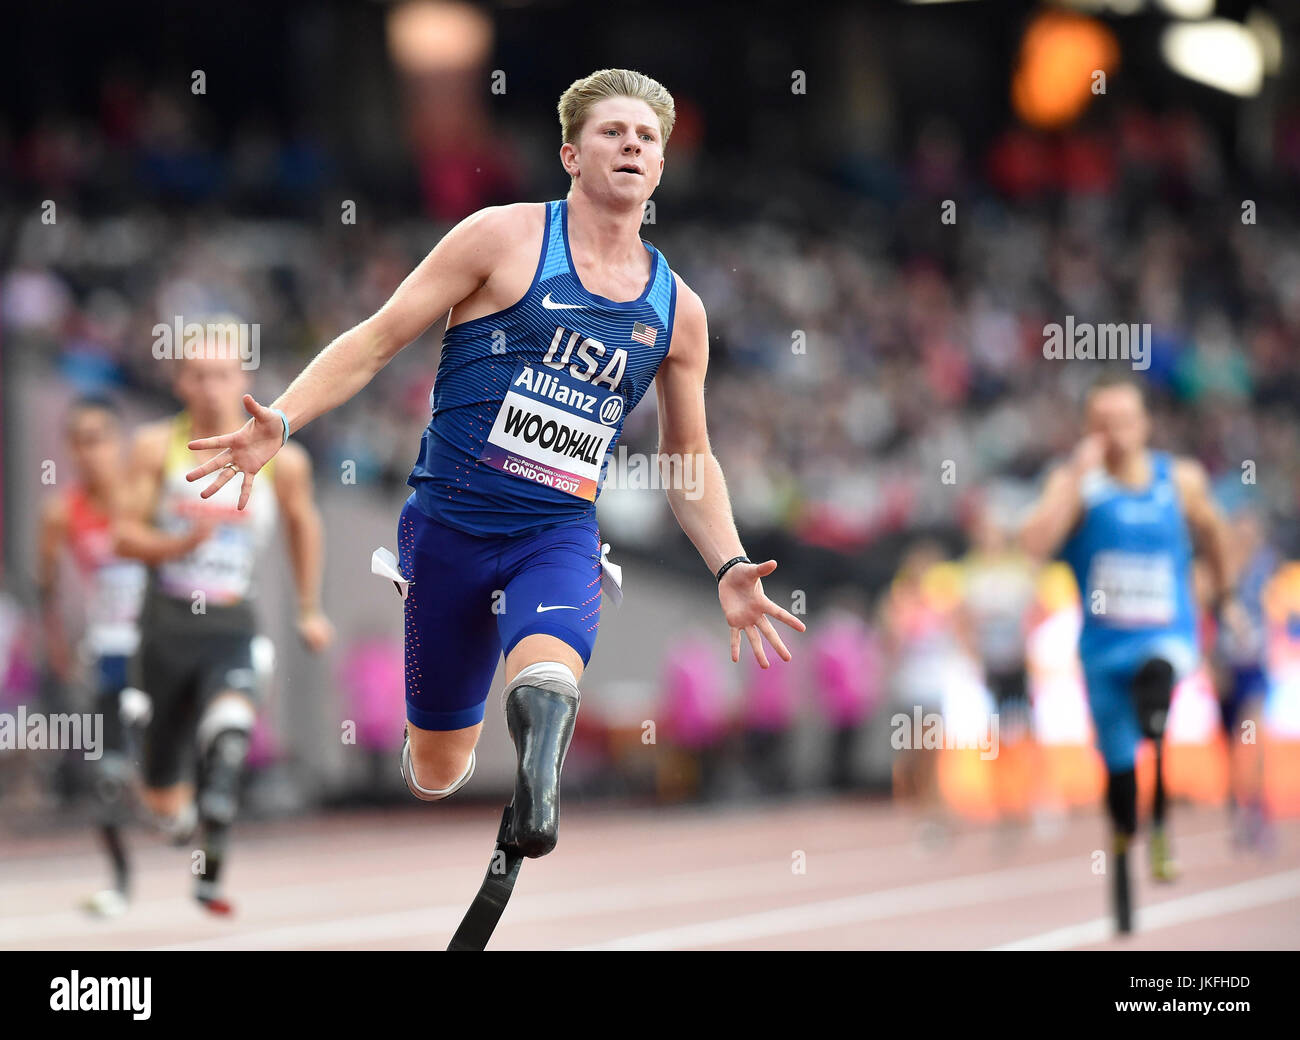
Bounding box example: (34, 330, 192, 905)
(185, 394, 284, 510)
(718, 559, 807, 668)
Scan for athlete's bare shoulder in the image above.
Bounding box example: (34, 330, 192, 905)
(1171, 455, 1212, 506)
(666, 272, 706, 365)
(672, 271, 703, 312)
(454, 203, 546, 264)
(132, 419, 174, 470)
(446, 203, 548, 326)
(1171, 454, 1209, 484)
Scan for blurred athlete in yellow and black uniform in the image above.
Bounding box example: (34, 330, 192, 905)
(114, 340, 332, 914)
(958, 507, 1040, 830)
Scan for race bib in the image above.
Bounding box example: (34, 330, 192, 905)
(479, 361, 623, 501)
(1086, 551, 1176, 627)
(158, 523, 256, 605)
(92, 559, 144, 618)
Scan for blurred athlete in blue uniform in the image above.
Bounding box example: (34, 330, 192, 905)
(1021, 373, 1234, 933)
(186, 69, 805, 861)
(1213, 504, 1279, 851)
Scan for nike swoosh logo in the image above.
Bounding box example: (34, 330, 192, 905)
(542, 293, 586, 310)
(536, 604, 579, 613)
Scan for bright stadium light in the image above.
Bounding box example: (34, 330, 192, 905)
(1161, 19, 1265, 97)
(1155, 0, 1213, 17)
(1012, 10, 1120, 129)
(386, 0, 493, 73)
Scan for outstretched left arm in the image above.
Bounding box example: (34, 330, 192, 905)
(654, 276, 806, 667)
(271, 440, 334, 653)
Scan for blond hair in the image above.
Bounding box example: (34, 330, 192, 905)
(557, 69, 676, 148)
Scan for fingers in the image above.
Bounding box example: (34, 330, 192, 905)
(185, 436, 235, 459)
(187, 454, 231, 485)
(243, 393, 270, 420)
(199, 464, 239, 500)
(745, 625, 769, 669)
(730, 627, 741, 663)
(237, 471, 256, 512)
(764, 599, 808, 633)
(754, 559, 778, 577)
(758, 614, 791, 663)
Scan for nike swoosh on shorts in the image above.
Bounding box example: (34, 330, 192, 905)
(535, 604, 579, 612)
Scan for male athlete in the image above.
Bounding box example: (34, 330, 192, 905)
(187, 70, 804, 884)
(38, 397, 150, 915)
(116, 344, 333, 914)
(958, 506, 1039, 833)
(1212, 504, 1278, 851)
(1020, 372, 1234, 933)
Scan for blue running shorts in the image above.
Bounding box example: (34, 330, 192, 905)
(397, 494, 602, 731)
(1081, 637, 1196, 772)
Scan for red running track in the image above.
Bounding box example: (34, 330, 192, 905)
(1, 799, 1296, 950)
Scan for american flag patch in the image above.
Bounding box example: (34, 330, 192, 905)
(631, 321, 658, 346)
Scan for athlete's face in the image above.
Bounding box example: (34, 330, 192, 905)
(565, 97, 664, 205)
(1085, 385, 1149, 463)
(66, 407, 121, 481)
(174, 354, 250, 424)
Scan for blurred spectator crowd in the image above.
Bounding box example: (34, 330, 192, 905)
(4, 81, 1300, 564)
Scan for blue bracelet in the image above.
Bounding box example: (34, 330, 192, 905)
(270, 407, 290, 446)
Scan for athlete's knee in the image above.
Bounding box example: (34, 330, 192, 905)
(505, 634, 585, 687)
(196, 695, 256, 825)
(1106, 768, 1138, 837)
(1132, 658, 1175, 739)
(402, 731, 476, 800)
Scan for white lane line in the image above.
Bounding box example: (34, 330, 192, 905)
(8, 819, 1262, 950)
(0, 803, 905, 896)
(1, 824, 932, 945)
(569, 856, 1095, 950)
(149, 838, 937, 950)
(571, 826, 1253, 951)
(988, 868, 1300, 950)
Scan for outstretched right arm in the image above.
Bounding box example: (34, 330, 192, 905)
(186, 205, 526, 508)
(1019, 434, 1103, 560)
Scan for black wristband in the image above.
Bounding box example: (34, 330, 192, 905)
(716, 555, 751, 583)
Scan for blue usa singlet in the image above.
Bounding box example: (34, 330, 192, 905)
(407, 199, 677, 537)
(1060, 451, 1199, 673)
